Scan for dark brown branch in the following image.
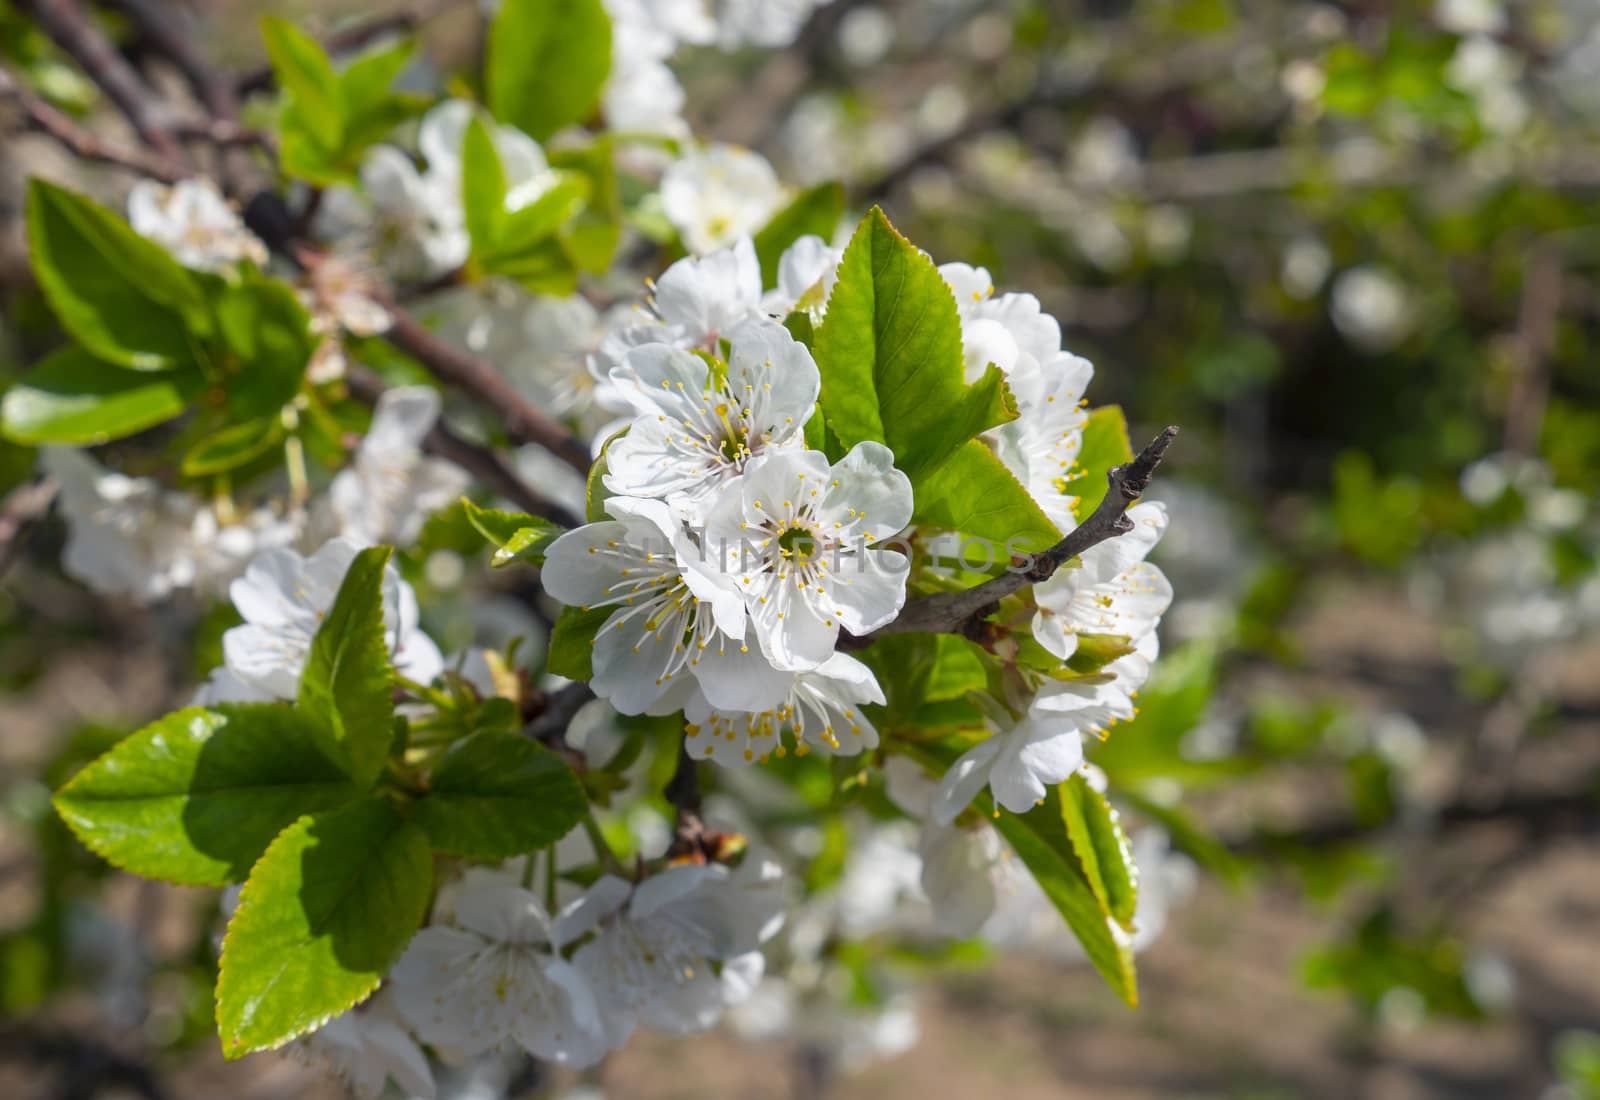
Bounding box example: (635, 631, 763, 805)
(17, 0, 186, 167)
(235, 0, 460, 97)
(526, 681, 594, 742)
(344, 364, 582, 529)
(382, 306, 594, 476)
(0, 66, 185, 181)
(0, 476, 58, 581)
(844, 426, 1178, 646)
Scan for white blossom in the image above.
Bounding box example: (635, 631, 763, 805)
(931, 671, 1147, 823)
(603, 317, 818, 511)
(219, 536, 444, 698)
(292, 990, 435, 1100)
(1031, 501, 1172, 661)
(563, 856, 785, 1048)
(540, 497, 791, 715)
(704, 442, 914, 669)
(760, 234, 843, 317)
(654, 0, 835, 50)
(390, 869, 606, 1066)
(1330, 265, 1414, 352)
(661, 145, 783, 254)
(327, 385, 470, 548)
(42, 447, 298, 604)
(127, 177, 267, 271)
(602, 0, 689, 138)
(682, 651, 884, 765)
(350, 99, 557, 280)
(646, 235, 765, 347)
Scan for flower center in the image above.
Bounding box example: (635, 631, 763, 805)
(777, 526, 819, 564)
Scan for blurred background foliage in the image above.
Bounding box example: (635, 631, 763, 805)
(1, 0, 1599, 1098)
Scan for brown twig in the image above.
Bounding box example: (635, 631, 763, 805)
(843, 426, 1178, 646)
(0, 66, 186, 181)
(17, 0, 186, 168)
(382, 307, 594, 475)
(344, 364, 581, 529)
(526, 681, 594, 743)
(0, 476, 58, 582)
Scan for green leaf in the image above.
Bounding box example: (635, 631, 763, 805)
(297, 547, 397, 787)
(484, 175, 591, 263)
(1059, 775, 1138, 929)
(337, 37, 413, 117)
(487, 0, 612, 142)
(414, 733, 587, 859)
(549, 139, 621, 273)
(261, 16, 342, 153)
(1089, 641, 1238, 787)
(1065, 633, 1137, 675)
(216, 798, 431, 1057)
(753, 182, 845, 288)
(26, 179, 204, 369)
(1, 346, 203, 444)
(913, 439, 1059, 555)
(53, 705, 360, 886)
(181, 416, 285, 477)
(461, 499, 561, 566)
(990, 790, 1139, 1006)
(547, 604, 612, 680)
(213, 276, 315, 420)
(462, 113, 508, 260)
(814, 207, 1016, 484)
(1061, 406, 1133, 520)
(586, 428, 623, 522)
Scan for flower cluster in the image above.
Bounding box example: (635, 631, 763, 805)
(543, 237, 912, 764)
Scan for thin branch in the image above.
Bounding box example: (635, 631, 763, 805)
(0, 66, 186, 181)
(526, 681, 594, 743)
(382, 306, 594, 476)
(99, 0, 265, 195)
(344, 364, 581, 529)
(843, 426, 1178, 646)
(0, 476, 58, 582)
(235, 0, 460, 97)
(17, 0, 186, 167)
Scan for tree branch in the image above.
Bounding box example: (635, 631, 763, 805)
(526, 681, 594, 743)
(344, 364, 581, 529)
(17, 0, 186, 167)
(382, 306, 594, 476)
(0, 66, 185, 181)
(843, 426, 1178, 646)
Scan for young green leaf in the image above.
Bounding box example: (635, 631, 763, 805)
(487, 0, 612, 142)
(260, 16, 343, 153)
(1059, 775, 1139, 930)
(913, 438, 1060, 555)
(547, 604, 613, 680)
(26, 179, 204, 369)
(53, 705, 360, 886)
(297, 546, 397, 787)
(549, 139, 621, 273)
(814, 207, 1016, 483)
(181, 416, 286, 477)
(213, 275, 316, 420)
(2, 347, 204, 445)
(991, 791, 1139, 1006)
(481, 174, 591, 267)
(753, 181, 845, 287)
(414, 733, 587, 859)
(1061, 406, 1134, 519)
(462, 113, 508, 260)
(216, 798, 431, 1057)
(460, 499, 561, 566)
